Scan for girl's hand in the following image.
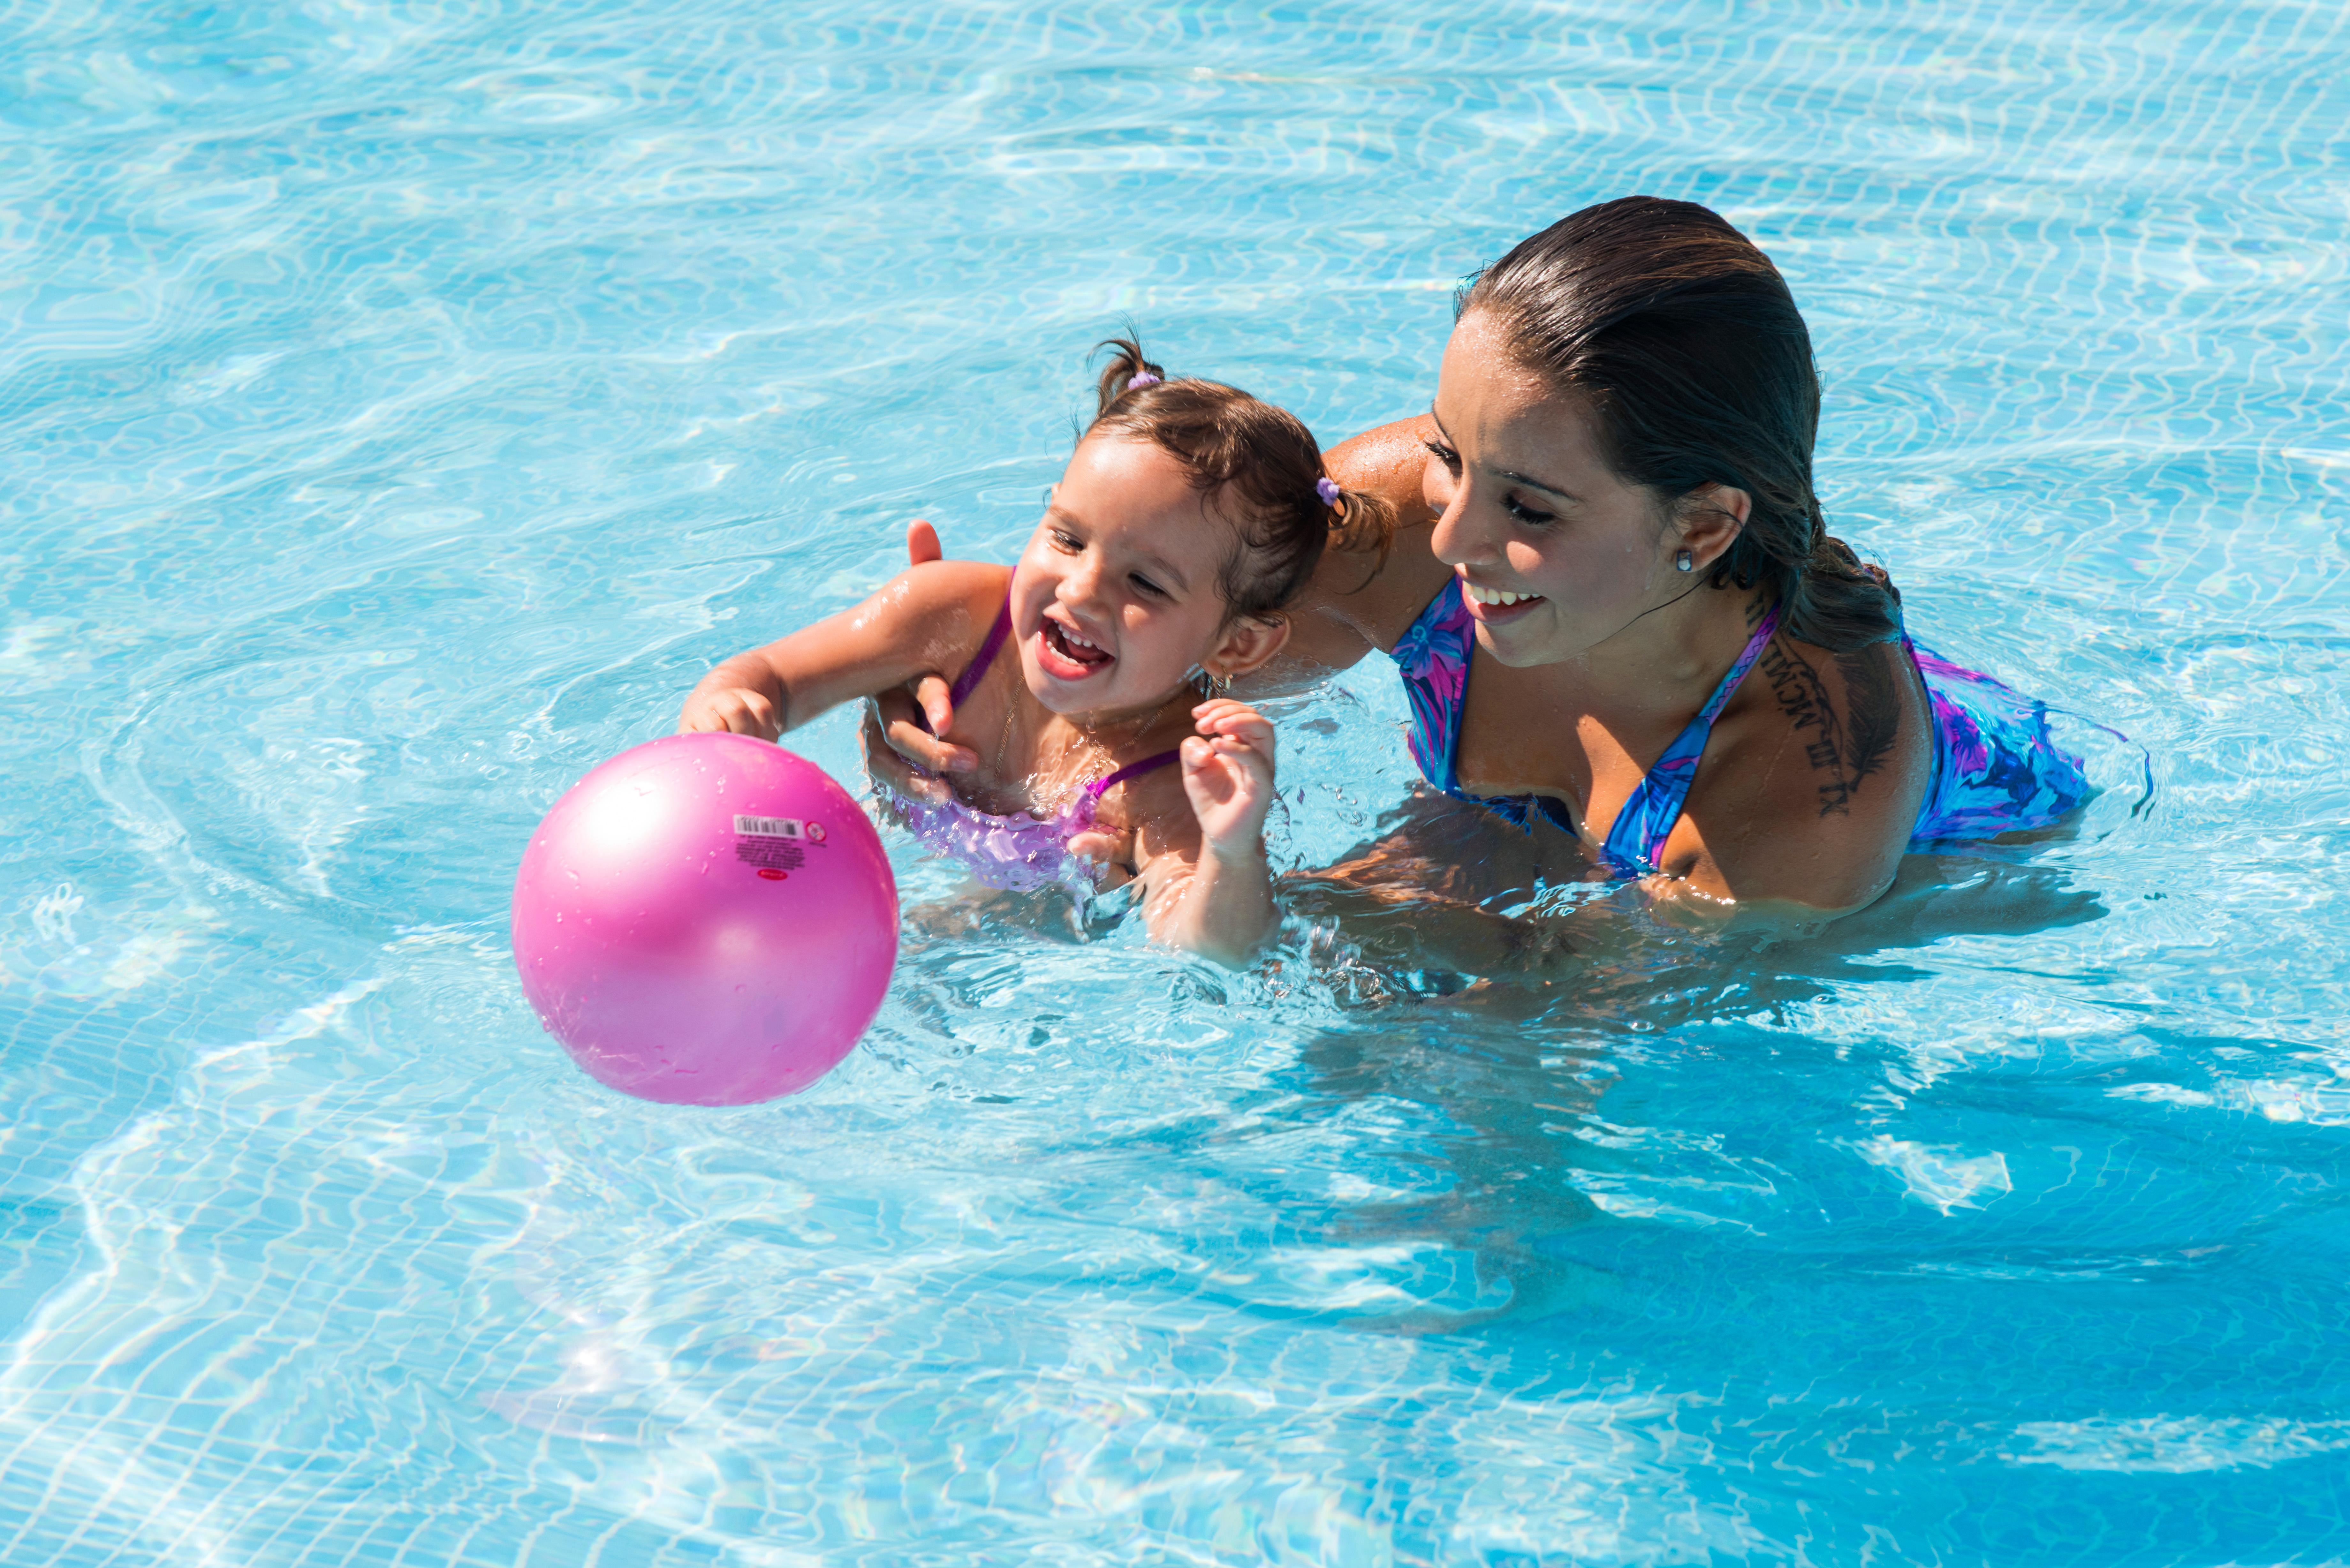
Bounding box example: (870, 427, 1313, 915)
(679, 684, 782, 740)
(1181, 699, 1277, 856)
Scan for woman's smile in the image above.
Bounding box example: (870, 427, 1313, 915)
(1460, 577, 1548, 624)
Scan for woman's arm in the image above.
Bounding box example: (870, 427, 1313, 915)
(680, 560, 1009, 740)
(1266, 416, 1458, 680)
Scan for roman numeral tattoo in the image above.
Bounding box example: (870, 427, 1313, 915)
(1757, 637, 1902, 816)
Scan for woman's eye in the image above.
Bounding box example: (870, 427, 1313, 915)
(1505, 496, 1557, 527)
(1423, 440, 1462, 471)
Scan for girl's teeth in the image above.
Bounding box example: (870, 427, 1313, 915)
(1048, 621, 1110, 664)
(1465, 583, 1541, 607)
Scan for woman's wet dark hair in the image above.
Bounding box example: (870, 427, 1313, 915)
(1458, 196, 1901, 651)
(1086, 337, 1393, 621)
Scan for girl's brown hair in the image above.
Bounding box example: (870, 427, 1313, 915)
(1086, 337, 1393, 621)
(1458, 196, 1901, 651)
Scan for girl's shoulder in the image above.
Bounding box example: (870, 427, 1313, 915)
(1087, 743, 1197, 871)
(871, 558, 1012, 624)
(860, 558, 1014, 669)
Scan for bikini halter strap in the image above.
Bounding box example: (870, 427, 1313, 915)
(939, 597, 1182, 802)
(945, 599, 1015, 710)
(1086, 748, 1183, 801)
(1697, 601, 1782, 728)
(1599, 600, 1784, 875)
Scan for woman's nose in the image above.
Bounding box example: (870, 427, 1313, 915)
(1429, 476, 1497, 568)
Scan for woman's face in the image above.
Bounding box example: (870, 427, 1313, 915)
(1010, 435, 1272, 717)
(1425, 310, 1720, 667)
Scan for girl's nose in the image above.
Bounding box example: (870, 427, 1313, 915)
(1062, 553, 1111, 612)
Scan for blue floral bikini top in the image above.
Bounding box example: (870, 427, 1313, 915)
(1387, 576, 2095, 877)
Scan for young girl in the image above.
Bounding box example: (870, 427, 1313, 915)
(677, 341, 1390, 967)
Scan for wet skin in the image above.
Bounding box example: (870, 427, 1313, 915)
(1280, 310, 1932, 918)
(868, 312, 1932, 927)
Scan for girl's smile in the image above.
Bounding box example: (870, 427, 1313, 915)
(1034, 613, 1116, 681)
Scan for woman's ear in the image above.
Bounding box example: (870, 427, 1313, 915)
(1678, 483, 1751, 571)
(1206, 613, 1291, 680)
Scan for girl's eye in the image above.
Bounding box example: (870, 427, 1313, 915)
(1050, 530, 1081, 552)
(1423, 439, 1462, 471)
(1505, 496, 1557, 527)
(1129, 574, 1166, 599)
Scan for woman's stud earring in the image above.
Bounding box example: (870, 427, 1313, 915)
(1674, 548, 1694, 573)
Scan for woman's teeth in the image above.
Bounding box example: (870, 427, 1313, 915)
(1464, 583, 1542, 607)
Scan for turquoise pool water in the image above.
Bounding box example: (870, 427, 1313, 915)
(4, 1, 2347, 1562)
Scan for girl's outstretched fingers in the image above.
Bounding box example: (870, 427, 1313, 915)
(1181, 701, 1277, 853)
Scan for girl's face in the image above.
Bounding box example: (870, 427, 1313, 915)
(1424, 310, 1744, 667)
(1011, 435, 1280, 717)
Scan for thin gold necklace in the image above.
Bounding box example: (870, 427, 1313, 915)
(992, 690, 1020, 776)
(997, 687, 1179, 801)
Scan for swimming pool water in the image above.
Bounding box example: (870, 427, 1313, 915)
(3, 1, 2347, 1562)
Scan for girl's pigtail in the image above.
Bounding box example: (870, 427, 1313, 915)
(1321, 480, 1397, 576)
(1094, 336, 1167, 415)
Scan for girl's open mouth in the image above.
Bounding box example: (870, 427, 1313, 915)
(1037, 617, 1114, 681)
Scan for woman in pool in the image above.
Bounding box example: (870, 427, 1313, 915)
(678, 341, 1390, 967)
(872, 197, 2089, 937)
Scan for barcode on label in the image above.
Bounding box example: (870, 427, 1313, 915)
(733, 814, 805, 839)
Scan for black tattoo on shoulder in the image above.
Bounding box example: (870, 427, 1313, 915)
(1756, 637, 1904, 817)
(1835, 647, 1901, 787)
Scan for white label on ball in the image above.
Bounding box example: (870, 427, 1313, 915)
(733, 815, 805, 840)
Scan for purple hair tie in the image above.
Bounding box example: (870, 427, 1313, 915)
(1128, 372, 1161, 388)
(1315, 476, 1342, 507)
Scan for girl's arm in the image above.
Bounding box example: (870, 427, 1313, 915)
(1115, 699, 1281, 968)
(679, 560, 1009, 740)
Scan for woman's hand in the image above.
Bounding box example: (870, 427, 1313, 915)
(1181, 698, 1277, 856)
(857, 519, 977, 804)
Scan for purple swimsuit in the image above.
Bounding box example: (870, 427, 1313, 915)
(895, 601, 1180, 892)
(1389, 576, 2094, 876)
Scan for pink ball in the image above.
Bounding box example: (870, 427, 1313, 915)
(511, 733, 898, 1105)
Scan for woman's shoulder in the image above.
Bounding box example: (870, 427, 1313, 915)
(1327, 414, 1443, 508)
(1686, 631, 1932, 911)
(1291, 417, 1455, 658)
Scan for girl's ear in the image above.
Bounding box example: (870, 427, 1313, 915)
(1205, 613, 1290, 681)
